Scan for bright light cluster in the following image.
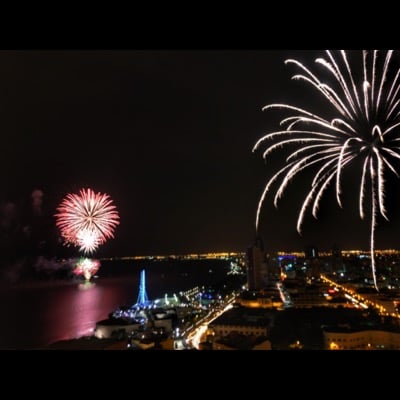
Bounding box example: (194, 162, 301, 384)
(74, 258, 100, 281)
(255, 50, 400, 290)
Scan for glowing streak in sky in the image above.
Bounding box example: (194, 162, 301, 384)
(254, 50, 400, 290)
(55, 188, 120, 254)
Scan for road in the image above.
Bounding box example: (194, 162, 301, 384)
(321, 274, 400, 318)
(185, 295, 237, 349)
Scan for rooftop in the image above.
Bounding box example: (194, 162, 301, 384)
(209, 307, 273, 328)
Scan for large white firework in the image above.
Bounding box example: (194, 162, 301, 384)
(254, 50, 400, 290)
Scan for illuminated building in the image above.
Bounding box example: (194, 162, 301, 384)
(304, 245, 318, 259)
(329, 244, 343, 274)
(94, 319, 141, 339)
(247, 236, 268, 290)
(278, 254, 296, 278)
(209, 307, 270, 339)
(237, 288, 283, 309)
(323, 327, 400, 350)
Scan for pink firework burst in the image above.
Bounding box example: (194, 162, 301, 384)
(74, 258, 100, 281)
(55, 188, 120, 254)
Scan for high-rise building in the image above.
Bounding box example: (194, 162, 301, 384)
(330, 243, 343, 273)
(305, 245, 319, 259)
(247, 236, 268, 290)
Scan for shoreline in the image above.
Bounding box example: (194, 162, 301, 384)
(0, 274, 137, 292)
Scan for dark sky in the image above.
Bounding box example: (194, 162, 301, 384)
(2, 50, 400, 256)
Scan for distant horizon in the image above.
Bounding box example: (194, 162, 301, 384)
(98, 247, 400, 260)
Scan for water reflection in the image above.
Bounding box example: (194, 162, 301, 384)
(0, 276, 138, 349)
(78, 282, 96, 291)
(72, 282, 102, 338)
(0, 260, 230, 349)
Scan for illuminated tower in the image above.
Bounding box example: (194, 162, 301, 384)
(247, 236, 268, 291)
(137, 269, 149, 306)
(330, 243, 343, 274)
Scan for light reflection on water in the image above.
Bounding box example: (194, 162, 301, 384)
(0, 260, 229, 349)
(72, 282, 101, 338)
(0, 276, 139, 349)
(77, 282, 96, 291)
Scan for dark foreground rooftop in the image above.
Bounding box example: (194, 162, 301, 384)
(45, 337, 126, 350)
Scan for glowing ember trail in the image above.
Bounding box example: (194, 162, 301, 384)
(254, 50, 400, 290)
(55, 188, 120, 254)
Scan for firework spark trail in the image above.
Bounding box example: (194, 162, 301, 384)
(55, 188, 120, 254)
(254, 50, 400, 291)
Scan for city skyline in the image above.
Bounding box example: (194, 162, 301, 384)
(3, 50, 400, 257)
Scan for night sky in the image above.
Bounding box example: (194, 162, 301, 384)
(2, 50, 400, 257)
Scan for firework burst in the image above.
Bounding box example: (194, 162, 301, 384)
(254, 50, 400, 291)
(55, 188, 120, 254)
(74, 258, 100, 281)
(75, 228, 103, 254)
